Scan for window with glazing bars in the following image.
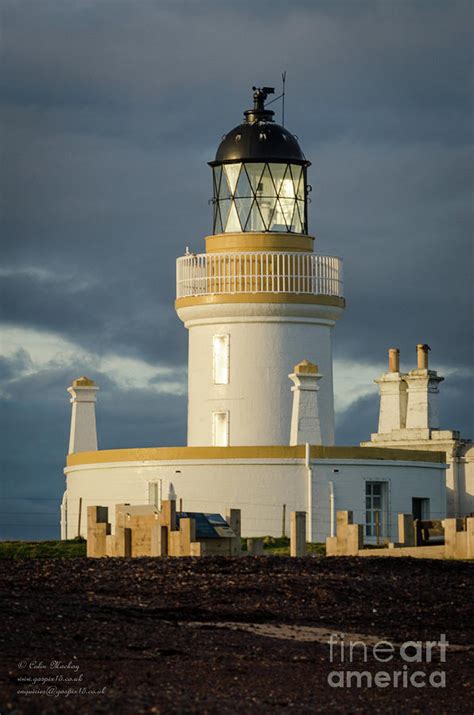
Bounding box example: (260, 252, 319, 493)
(365, 481, 388, 538)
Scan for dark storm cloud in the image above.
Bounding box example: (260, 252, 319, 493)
(0, 269, 186, 365)
(0, 348, 33, 382)
(0, 0, 472, 537)
(0, 365, 187, 540)
(336, 392, 380, 445)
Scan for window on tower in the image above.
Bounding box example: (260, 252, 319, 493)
(212, 411, 229, 446)
(212, 162, 307, 234)
(213, 334, 230, 385)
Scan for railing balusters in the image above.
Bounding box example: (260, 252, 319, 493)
(176, 252, 343, 300)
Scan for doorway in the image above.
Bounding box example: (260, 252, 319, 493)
(412, 497, 430, 520)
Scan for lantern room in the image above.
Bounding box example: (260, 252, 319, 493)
(209, 87, 310, 235)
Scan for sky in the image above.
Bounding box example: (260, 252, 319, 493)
(1, 0, 472, 540)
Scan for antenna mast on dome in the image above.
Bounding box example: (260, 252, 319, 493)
(282, 70, 286, 127)
(262, 71, 287, 126)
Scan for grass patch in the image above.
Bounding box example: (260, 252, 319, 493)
(241, 536, 326, 556)
(0, 539, 86, 559)
(0, 537, 326, 559)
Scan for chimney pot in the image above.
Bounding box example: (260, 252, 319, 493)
(388, 348, 400, 373)
(416, 344, 430, 370)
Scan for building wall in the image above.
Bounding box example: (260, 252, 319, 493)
(458, 443, 474, 517)
(310, 459, 447, 543)
(178, 301, 343, 447)
(362, 435, 474, 518)
(64, 458, 307, 540)
(64, 456, 446, 543)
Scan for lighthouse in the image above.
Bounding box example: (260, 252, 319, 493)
(64, 86, 451, 544)
(175, 86, 345, 447)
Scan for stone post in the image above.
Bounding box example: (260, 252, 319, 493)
(398, 513, 415, 546)
(226, 508, 242, 556)
(87, 506, 109, 557)
(115, 504, 131, 557)
(161, 493, 177, 532)
(179, 517, 196, 556)
(290, 511, 306, 557)
(246, 537, 264, 555)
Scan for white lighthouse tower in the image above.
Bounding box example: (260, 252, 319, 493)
(64, 86, 451, 543)
(176, 87, 345, 446)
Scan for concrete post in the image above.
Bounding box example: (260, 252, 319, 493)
(226, 509, 242, 556)
(346, 524, 363, 555)
(151, 522, 168, 556)
(247, 538, 264, 555)
(179, 517, 196, 556)
(326, 511, 363, 556)
(467, 518, 474, 559)
(67, 377, 99, 454)
(114, 505, 130, 556)
(86, 506, 109, 557)
(288, 359, 323, 445)
(161, 496, 177, 532)
(290, 511, 306, 557)
(398, 513, 415, 546)
(444, 518, 464, 558)
(336, 510, 352, 555)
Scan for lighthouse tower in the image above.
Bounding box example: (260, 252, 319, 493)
(175, 87, 345, 447)
(64, 87, 451, 544)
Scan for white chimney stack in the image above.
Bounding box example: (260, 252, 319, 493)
(67, 376, 99, 454)
(405, 344, 443, 430)
(374, 347, 407, 433)
(288, 360, 323, 446)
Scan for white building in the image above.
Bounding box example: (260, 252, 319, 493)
(62, 87, 456, 544)
(361, 345, 474, 519)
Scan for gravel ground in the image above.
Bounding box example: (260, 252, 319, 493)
(1, 556, 473, 714)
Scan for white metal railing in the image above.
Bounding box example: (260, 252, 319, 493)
(176, 251, 344, 299)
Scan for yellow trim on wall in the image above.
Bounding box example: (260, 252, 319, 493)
(175, 294, 346, 310)
(67, 444, 446, 467)
(310, 446, 446, 462)
(204, 233, 314, 254)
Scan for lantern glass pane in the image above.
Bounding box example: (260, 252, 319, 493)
(214, 162, 307, 234)
(223, 163, 242, 194)
(225, 201, 241, 232)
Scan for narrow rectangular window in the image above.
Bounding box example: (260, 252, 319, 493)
(213, 334, 230, 384)
(148, 481, 162, 508)
(212, 411, 229, 446)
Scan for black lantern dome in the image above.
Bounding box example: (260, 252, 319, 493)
(209, 87, 311, 235)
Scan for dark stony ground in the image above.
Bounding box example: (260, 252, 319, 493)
(1, 556, 473, 714)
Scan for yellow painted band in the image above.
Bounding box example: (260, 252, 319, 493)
(175, 294, 346, 310)
(66, 445, 445, 467)
(204, 233, 314, 253)
(311, 446, 446, 463)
